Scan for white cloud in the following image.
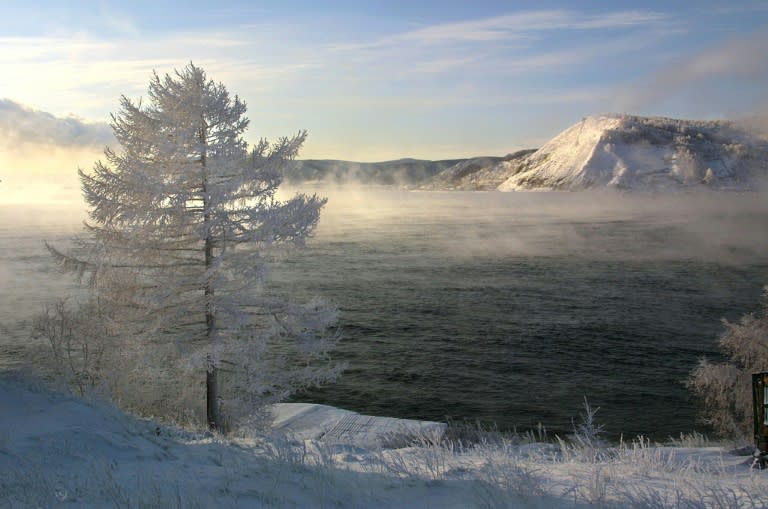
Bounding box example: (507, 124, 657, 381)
(0, 27, 314, 121)
(0, 7, 690, 160)
(0, 99, 113, 150)
(332, 9, 667, 50)
(319, 9, 674, 87)
(0, 9, 670, 120)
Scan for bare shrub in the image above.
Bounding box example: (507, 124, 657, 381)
(33, 298, 110, 396)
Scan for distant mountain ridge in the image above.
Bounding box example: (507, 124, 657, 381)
(286, 114, 768, 192)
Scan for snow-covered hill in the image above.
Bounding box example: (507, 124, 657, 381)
(497, 114, 768, 191)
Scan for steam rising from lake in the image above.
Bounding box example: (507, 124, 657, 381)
(287, 186, 768, 265)
(269, 187, 768, 436)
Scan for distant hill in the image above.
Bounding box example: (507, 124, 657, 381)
(497, 114, 768, 191)
(285, 114, 768, 192)
(285, 158, 466, 186)
(425, 150, 537, 190)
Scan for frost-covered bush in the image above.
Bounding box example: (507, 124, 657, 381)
(688, 291, 768, 441)
(571, 397, 606, 451)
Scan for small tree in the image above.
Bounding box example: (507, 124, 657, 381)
(688, 291, 768, 441)
(49, 63, 341, 431)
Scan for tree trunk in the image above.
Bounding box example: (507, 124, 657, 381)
(200, 115, 222, 432)
(205, 224, 220, 429)
(206, 363, 219, 430)
(205, 225, 220, 430)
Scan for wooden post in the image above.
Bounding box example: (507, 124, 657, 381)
(752, 372, 768, 467)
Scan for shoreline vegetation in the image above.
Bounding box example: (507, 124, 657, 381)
(2, 373, 766, 508)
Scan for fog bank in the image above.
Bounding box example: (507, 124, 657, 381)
(281, 185, 768, 265)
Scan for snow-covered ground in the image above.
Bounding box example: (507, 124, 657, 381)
(2, 376, 767, 508)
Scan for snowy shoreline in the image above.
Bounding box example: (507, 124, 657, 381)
(2, 376, 767, 508)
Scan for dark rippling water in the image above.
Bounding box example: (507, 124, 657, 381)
(3, 189, 768, 439)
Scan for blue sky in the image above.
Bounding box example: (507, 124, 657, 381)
(1, 0, 767, 194)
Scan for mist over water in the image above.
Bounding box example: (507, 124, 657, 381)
(2, 189, 768, 438)
(0, 205, 85, 369)
(277, 187, 768, 438)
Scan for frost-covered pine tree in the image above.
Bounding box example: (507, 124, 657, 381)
(49, 64, 341, 431)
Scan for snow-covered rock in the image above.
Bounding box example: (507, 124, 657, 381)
(271, 403, 446, 448)
(498, 114, 768, 191)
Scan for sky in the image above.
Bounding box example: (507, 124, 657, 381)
(1, 0, 768, 203)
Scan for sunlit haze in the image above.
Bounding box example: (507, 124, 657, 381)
(1, 0, 767, 203)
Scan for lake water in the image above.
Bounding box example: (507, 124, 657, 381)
(2, 189, 768, 439)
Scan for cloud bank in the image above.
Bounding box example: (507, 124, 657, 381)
(0, 100, 112, 205)
(0, 99, 113, 150)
